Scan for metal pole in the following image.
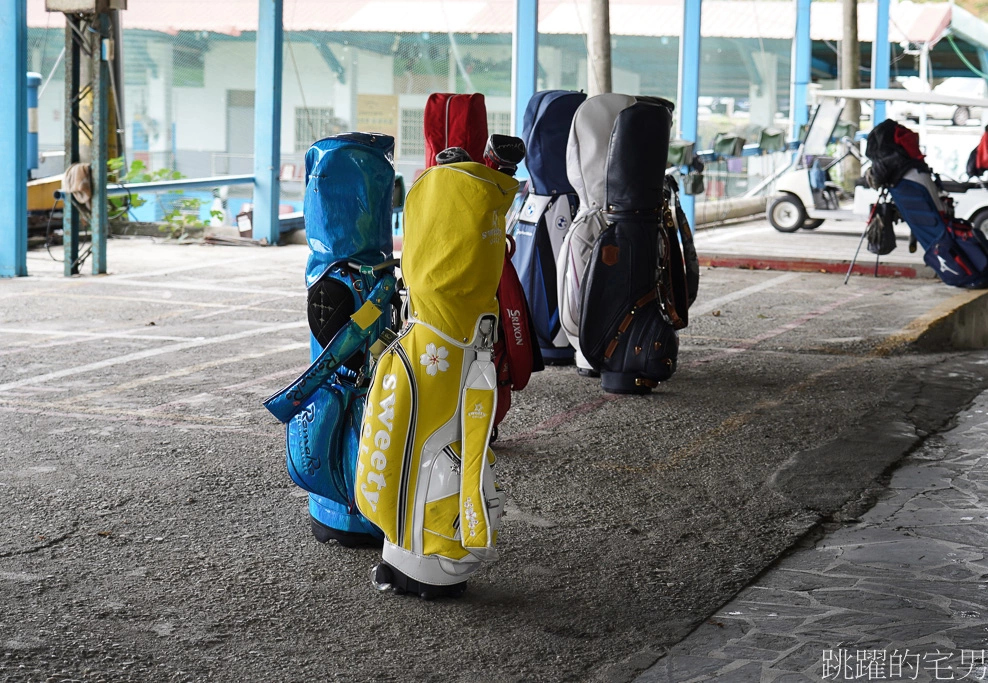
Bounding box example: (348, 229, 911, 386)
(513, 0, 538, 137)
(677, 0, 702, 230)
(871, 0, 890, 124)
(253, 0, 284, 245)
(587, 0, 611, 96)
(918, 41, 929, 140)
(91, 13, 111, 275)
(64, 16, 81, 276)
(789, 0, 811, 141)
(0, 0, 28, 277)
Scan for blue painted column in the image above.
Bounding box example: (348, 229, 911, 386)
(871, 0, 890, 124)
(91, 13, 111, 275)
(789, 0, 811, 141)
(513, 0, 538, 137)
(27, 72, 41, 172)
(253, 0, 283, 245)
(1, 0, 28, 277)
(677, 0, 701, 230)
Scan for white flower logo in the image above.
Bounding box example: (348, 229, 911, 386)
(419, 343, 449, 376)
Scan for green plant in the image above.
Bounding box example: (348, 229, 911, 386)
(107, 157, 182, 221)
(107, 157, 219, 239)
(160, 197, 222, 239)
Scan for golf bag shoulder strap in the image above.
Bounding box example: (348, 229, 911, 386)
(667, 179, 699, 311)
(263, 275, 397, 423)
(662, 204, 690, 330)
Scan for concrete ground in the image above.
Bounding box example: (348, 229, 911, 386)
(1, 232, 987, 681)
(638, 390, 988, 683)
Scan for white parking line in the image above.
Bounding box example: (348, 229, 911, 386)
(0, 328, 201, 342)
(85, 278, 303, 297)
(0, 321, 307, 393)
(690, 273, 800, 317)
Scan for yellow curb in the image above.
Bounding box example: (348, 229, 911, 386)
(874, 289, 988, 356)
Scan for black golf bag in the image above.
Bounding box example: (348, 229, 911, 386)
(573, 96, 698, 393)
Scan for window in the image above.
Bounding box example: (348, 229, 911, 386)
(295, 107, 346, 152)
(487, 111, 511, 136)
(397, 108, 511, 160)
(400, 109, 425, 158)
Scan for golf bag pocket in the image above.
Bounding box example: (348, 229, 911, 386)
(285, 383, 353, 504)
(924, 222, 988, 288)
(579, 218, 679, 392)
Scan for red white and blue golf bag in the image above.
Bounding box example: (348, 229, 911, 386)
(561, 94, 698, 393)
(263, 133, 399, 546)
(510, 90, 586, 365)
(867, 119, 988, 288)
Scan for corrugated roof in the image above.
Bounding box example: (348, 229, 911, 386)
(25, 0, 960, 44)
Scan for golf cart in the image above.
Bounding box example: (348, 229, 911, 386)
(752, 89, 988, 233)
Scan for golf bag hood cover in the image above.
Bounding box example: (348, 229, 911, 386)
(303, 133, 396, 287)
(865, 120, 931, 190)
(356, 162, 517, 588)
(403, 163, 518, 341)
(566, 93, 638, 213)
(605, 100, 672, 211)
(523, 90, 587, 196)
(424, 93, 489, 169)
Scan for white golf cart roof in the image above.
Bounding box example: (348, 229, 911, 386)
(813, 88, 988, 109)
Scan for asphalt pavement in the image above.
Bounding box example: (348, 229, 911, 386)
(1, 232, 987, 681)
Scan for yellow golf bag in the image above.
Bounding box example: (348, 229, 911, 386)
(355, 162, 518, 598)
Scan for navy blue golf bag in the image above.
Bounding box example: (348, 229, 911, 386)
(263, 133, 399, 546)
(867, 120, 988, 288)
(575, 96, 698, 393)
(889, 175, 988, 288)
(510, 90, 586, 364)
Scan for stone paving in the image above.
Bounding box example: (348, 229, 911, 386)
(638, 390, 988, 683)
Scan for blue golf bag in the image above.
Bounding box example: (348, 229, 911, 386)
(510, 90, 586, 364)
(263, 132, 399, 546)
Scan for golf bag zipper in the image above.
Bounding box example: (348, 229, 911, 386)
(393, 341, 417, 549)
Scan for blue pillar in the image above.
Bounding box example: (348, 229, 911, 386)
(677, 0, 701, 229)
(871, 0, 890, 124)
(790, 0, 811, 141)
(91, 13, 111, 275)
(253, 0, 283, 245)
(513, 0, 539, 137)
(1, 0, 28, 278)
(27, 72, 40, 172)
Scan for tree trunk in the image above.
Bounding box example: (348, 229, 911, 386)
(588, 0, 612, 96)
(841, 0, 861, 187)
